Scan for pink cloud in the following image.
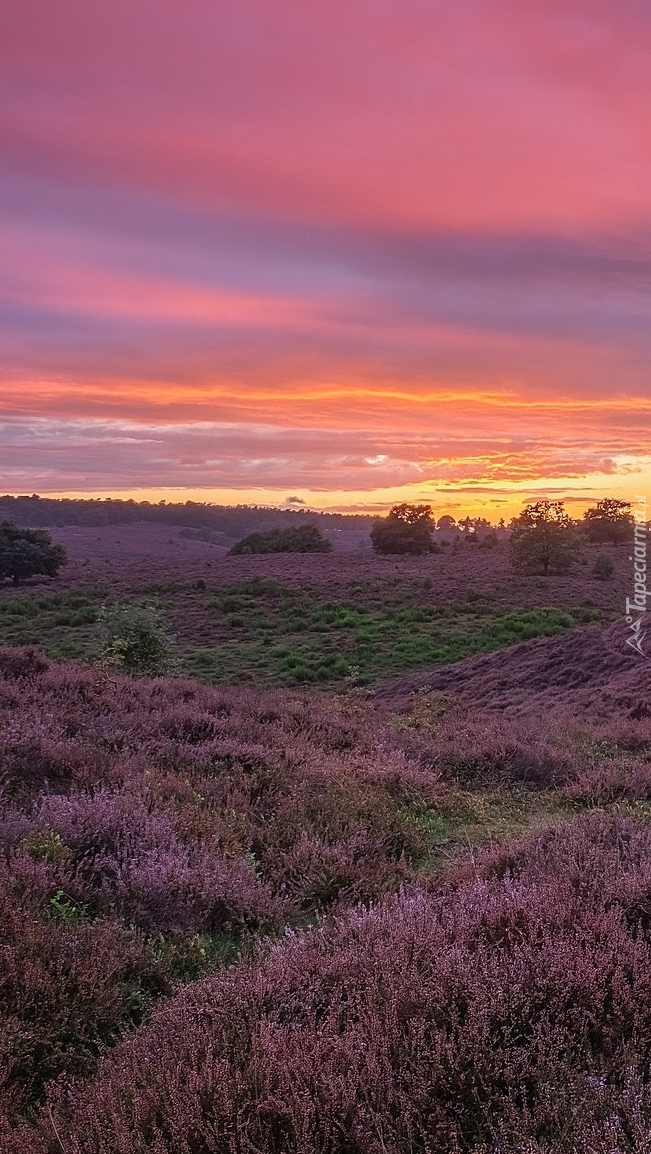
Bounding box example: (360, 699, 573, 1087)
(1, 0, 651, 502)
(3, 1, 651, 230)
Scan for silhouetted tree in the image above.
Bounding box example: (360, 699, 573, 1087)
(583, 499, 634, 546)
(371, 504, 435, 555)
(0, 521, 67, 585)
(509, 501, 579, 575)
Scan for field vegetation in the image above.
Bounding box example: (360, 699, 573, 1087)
(0, 568, 608, 688)
(0, 505, 649, 1151)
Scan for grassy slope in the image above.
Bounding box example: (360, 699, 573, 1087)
(0, 575, 606, 687)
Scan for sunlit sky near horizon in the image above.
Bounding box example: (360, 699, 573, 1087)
(2, 0, 651, 518)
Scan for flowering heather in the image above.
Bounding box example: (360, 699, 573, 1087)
(1, 633, 651, 1149)
(19, 525, 632, 620)
(0, 648, 439, 925)
(0, 645, 444, 1136)
(0, 878, 170, 1127)
(0, 531, 628, 687)
(27, 815, 651, 1154)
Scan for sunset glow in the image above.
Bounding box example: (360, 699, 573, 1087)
(2, 0, 651, 515)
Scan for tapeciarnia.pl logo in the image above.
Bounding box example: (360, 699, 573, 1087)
(625, 496, 649, 658)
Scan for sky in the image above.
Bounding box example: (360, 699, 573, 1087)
(1, 0, 651, 518)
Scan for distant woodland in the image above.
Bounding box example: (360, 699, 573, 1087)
(0, 495, 373, 535)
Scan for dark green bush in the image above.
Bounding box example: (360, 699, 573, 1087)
(230, 523, 332, 555)
(0, 522, 67, 585)
(592, 552, 614, 580)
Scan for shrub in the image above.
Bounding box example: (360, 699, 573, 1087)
(230, 523, 332, 554)
(583, 498, 634, 546)
(592, 552, 615, 580)
(96, 603, 177, 677)
(480, 529, 499, 549)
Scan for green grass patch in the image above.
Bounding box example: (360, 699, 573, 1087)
(0, 577, 606, 688)
(400, 787, 575, 870)
(186, 582, 589, 687)
(0, 590, 102, 660)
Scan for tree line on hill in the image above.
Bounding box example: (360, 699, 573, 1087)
(0, 496, 641, 583)
(370, 497, 637, 572)
(0, 495, 371, 535)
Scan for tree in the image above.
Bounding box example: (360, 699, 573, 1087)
(230, 523, 332, 555)
(509, 501, 579, 575)
(460, 516, 494, 543)
(0, 521, 67, 585)
(480, 530, 499, 549)
(583, 498, 634, 546)
(371, 504, 435, 555)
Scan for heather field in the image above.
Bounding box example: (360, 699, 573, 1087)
(0, 526, 626, 687)
(1, 534, 651, 1152)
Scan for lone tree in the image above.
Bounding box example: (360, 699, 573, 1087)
(0, 521, 67, 585)
(436, 515, 457, 534)
(583, 498, 634, 546)
(371, 503, 436, 555)
(230, 522, 332, 555)
(509, 500, 579, 575)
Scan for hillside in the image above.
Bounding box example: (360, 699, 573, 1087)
(1, 528, 650, 1151)
(379, 620, 651, 719)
